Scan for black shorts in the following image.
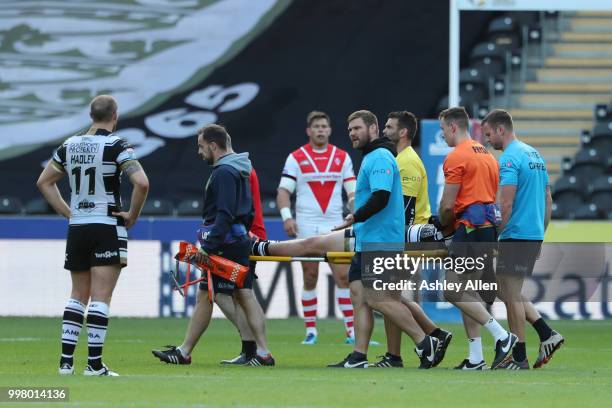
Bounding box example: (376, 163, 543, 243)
(348, 252, 362, 283)
(497, 239, 543, 277)
(199, 236, 251, 295)
(236, 261, 258, 290)
(64, 224, 127, 271)
(448, 224, 497, 303)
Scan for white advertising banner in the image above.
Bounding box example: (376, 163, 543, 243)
(0, 239, 343, 319)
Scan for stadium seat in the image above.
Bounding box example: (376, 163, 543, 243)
(436, 90, 482, 117)
(589, 175, 612, 213)
(469, 42, 513, 69)
(176, 199, 202, 216)
(471, 58, 505, 77)
(552, 175, 586, 208)
(507, 11, 539, 27)
(261, 198, 279, 217)
(589, 133, 612, 152)
(571, 203, 603, 220)
(594, 104, 612, 122)
(586, 122, 612, 152)
(525, 24, 542, 44)
(0, 196, 22, 214)
(551, 201, 572, 220)
(487, 16, 519, 45)
(459, 67, 489, 89)
(459, 68, 490, 100)
(141, 199, 174, 216)
(592, 121, 612, 138)
(567, 148, 606, 180)
(23, 198, 53, 215)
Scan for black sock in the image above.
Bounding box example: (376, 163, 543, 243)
(512, 342, 527, 362)
(532, 318, 553, 342)
(429, 328, 443, 339)
(386, 352, 402, 361)
(242, 340, 257, 359)
(351, 351, 367, 361)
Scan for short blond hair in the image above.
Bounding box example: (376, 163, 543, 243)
(347, 110, 378, 128)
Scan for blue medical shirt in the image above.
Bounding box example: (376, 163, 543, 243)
(354, 146, 405, 251)
(498, 139, 549, 240)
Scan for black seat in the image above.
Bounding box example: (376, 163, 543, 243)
(592, 121, 612, 138)
(589, 175, 612, 212)
(587, 121, 612, 151)
(436, 87, 484, 118)
(551, 201, 571, 220)
(487, 16, 519, 45)
(176, 199, 202, 216)
(470, 42, 513, 70)
(459, 67, 490, 88)
(569, 148, 606, 180)
(141, 199, 174, 216)
(581, 130, 606, 150)
(261, 198, 279, 217)
(471, 58, 505, 77)
(571, 203, 604, 220)
(594, 104, 612, 122)
(552, 175, 586, 208)
(459, 68, 490, 101)
(0, 196, 22, 215)
(23, 198, 53, 215)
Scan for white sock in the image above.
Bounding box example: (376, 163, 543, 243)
(484, 318, 508, 342)
(256, 348, 270, 358)
(177, 346, 189, 358)
(468, 337, 484, 364)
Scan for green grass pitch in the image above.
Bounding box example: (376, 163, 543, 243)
(1, 317, 610, 407)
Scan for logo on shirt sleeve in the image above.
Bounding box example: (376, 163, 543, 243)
(372, 168, 391, 175)
(125, 148, 136, 160)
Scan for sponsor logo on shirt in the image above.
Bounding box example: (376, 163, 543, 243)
(403, 175, 421, 183)
(77, 199, 96, 212)
(372, 168, 391, 175)
(94, 250, 118, 259)
(68, 142, 99, 154)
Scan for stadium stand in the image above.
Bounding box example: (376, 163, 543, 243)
(23, 198, 53, 215)
(0, 196, 22, 215)
(140, 199, 174, 216)
(436, 11, 611, 220)
(175, 199, 203, 217)
(261, 198, 279, 217)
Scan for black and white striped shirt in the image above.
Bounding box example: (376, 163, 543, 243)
(51, 129, 135, 226)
